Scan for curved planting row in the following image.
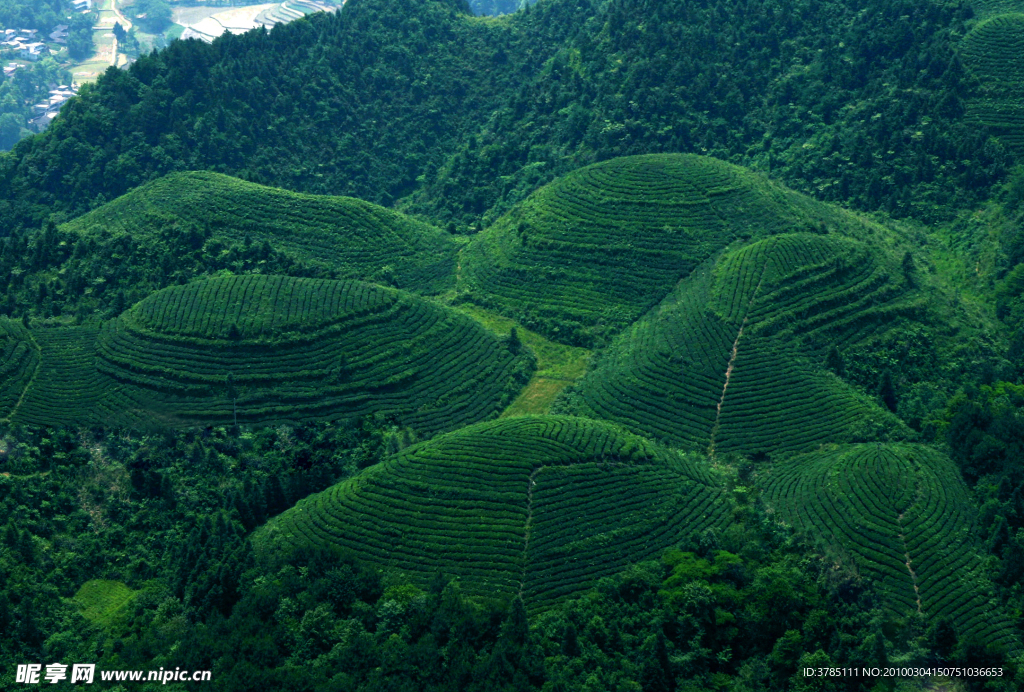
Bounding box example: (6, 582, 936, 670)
(261, 416, 730, 610)
(572, 266, 731, 450)
(63, 171, 459, 293)
(715, 338, 873, 456)
(762, 444, 1019, 651)
(12, 328, 151, 429)
(5, 276, 530, 432)
(91, 275, 530, 432)
(960, 14, 1024, 154)
(460, 154, 870, 346)
(124, 274, 392, 339)
(0, 319, 38, 418)
(960, 14, 1024, 84)
(569, 233, 909, 456)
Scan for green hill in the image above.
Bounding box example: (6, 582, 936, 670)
(7, 275, 532, 432)
(762, 443, 1018, 651)
(562, 232, 917, 456)
(260, 416, 729, 610)
(960, 13, 1024, 155)
(63, 171, 460, 294)
(971, 0, 1024, 18)
(459, 154, 900, 347)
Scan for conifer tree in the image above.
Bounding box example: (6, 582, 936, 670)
(878, 369, 898, 413)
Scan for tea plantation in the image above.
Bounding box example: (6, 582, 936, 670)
(459, 153, 891, 347)
(4, 275, 531, 431)
(565, 233, 911, 456)
(960, 13, 1024, 154)
(62, 171, 460, 294)
(762, 444, 1019, 651)
(0, 319, 38, 421)
(260, 416, 730, 610)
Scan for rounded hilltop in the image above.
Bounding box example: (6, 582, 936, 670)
(260, 416, 730, 611)
(762, 443, 1018, 652)
(63, 171, 460, 294)
(460, 153, 875, 346)
(6, 275, 532, 431)
(564, 231, 916, 456)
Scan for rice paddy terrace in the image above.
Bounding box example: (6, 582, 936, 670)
(960, 13, 1024, 154)
(261, 416, 730, 610)
(459, 153, 884, 347)
(63, 172, 460, 294)
(3, 275, 531, 431)
(762, 444, 1018, 651)
(566, 233, 917, 456)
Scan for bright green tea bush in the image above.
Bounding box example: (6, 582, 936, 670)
(565, 233, 913, 456)
(763, 443, 1018, 651)
(7, 275, 531, 431)
(262, 416, 729, 610)
(63, 171, 460, 294)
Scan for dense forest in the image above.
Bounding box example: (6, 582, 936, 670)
(0, 0, 1011, 232)
(2, 0, 1024, 689)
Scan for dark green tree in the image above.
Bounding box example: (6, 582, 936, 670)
(825, 345, 845, 378)
(878, 369, 897, 413)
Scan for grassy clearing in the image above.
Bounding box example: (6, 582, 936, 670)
(452, 304, 590, 415)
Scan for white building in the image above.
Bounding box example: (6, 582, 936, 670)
(20, 43, 48, 61)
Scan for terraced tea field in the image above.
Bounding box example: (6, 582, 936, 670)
(14, 327, 152, 430)
(74, 580, 138, 629)
(3, 276, 530, 431)
(261, 416, 729, 610)
(63, 172, 459, 293)
(763, 444, 1018, 651)
(971, 0, 1024, 18)
(0, 319, 39, 421)
(568, 233, 914, 456)
(460, 153, 889, 346)
(960, 14, 1024, 154)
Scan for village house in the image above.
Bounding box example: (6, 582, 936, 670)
(29, 84, 78, 132)
(19, 43, 48, 61)
(71, 0, 92, 11)
(49, 25, 69, 44)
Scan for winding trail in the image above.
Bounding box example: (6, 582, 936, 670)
(707, 241, 776, 458)
(896, 510, 924, 614)
(516, 466, 543, 599)
(894, 453, 926, 614)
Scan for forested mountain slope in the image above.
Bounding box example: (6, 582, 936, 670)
(3, 0, 1024, 688)
(0, 0, 1014, 236)
(0, 0, 586, 233)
